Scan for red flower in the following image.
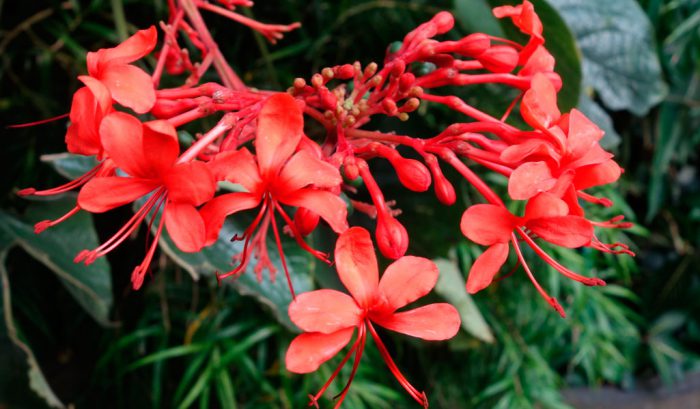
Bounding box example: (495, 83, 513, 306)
(493, 1, 543, 64)
(460, 193, 600, 315)
(65, 77, 113, 157)
(199, 93, 348, 292)
(505, 74, 622, 206)
(285, 227, 460, 407)
(85, 27, 157, 114)
(76, 112, 215, 289)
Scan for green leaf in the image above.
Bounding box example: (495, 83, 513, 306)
(0, 196, 113, 325)
(546, 0, 667, 115)
(1, 248, 64, 409)
(41, 153, 98, 180)
(454, 0, 504, 37)
(433, 257, 494, 343)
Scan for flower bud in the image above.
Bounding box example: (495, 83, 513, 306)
(382, 98, 398, 115)
(390, 59, 406, 77)
(335, 64, 355, 79)
(477, 45, 519, 73)
(293, 77, 306, 89)
(392, 158, 431, 192)
(150, 99, 194, 119)
(376, 216, 409, 259)
(321, 67, 334, 80)
(432, 11, 455, 35)
(318, 87, 338, 110)
(311, 73, 324, 88)
(343, 158, 360, 180)
(455, 33, 490, 57)
(434, 175, 456, 205)
(401, 98, 420, 113)
(295, 207, 320, 237)
(399, 73, 416, 92)
(364, 62, 378, 78)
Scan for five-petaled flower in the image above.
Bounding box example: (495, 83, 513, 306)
(76, 111, 215, 289)
(199, 93, 348, 295)
(285, 227, 460, 408)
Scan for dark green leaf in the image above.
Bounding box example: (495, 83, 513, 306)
(546, 0, 667, 115)
(0, 196, 113, 325)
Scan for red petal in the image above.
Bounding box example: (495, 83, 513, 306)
(142, 120, 179, 175)
(277, 150, 342, 192)
(279, 188, 348, 234)
(566, 109, 604, 159)
(460, 204, 516, 246)
(164, 162, 215, 206)
(285, 328, 354, 374)
(373, 304, 460, 340)
(207, 149, 263, 194)
(519, 46, 555, 77)
(521, 73, 560, 130)
(376, 256, 438, 313)
(334, 227, 379, 308)
(98, 27, 157, 66)
(164, 202, 205, 252)
(526, 216, 593, 248)
(78, 75, 112, 114)
(508, 161, 557, 200)
(466, 243, 509, 294)
(65, 87, 102, 156)
(100, 64, 156, 114)
(289, 289, 361, 334)
(100, 112, 154, 178)
(78, 177, 158, 213)
(255, 93, 303, 177)
(573, 160, 622, 190)
(199, 192, 260, 245)
(500, 138, 560, 164)
(524, 192, 569, 220)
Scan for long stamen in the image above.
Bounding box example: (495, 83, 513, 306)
(75, 188, 164, 264)
(308, 329, 361, 406)
(511, 231, 566, 317)
(131, 204, 168, 290)
(268, 200, 296, 298)
(332, 324, 367, 408)
(273, 202, 329, 262)
(34, 206, 81, 233)
(366, 321, 428, 407)
(517, 230, 606, 287)
(19, 163, 102, 196)
(217, 200, 269, 283)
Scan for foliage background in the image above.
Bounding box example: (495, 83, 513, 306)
(1, 0, 699, 408)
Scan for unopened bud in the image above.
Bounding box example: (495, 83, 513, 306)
(398, 113, 409, 121)
(477, 45, 519, 73)
(434, 176, 456, 205)
(399, 73, 416, 92)
(376, 216, 409, 259)
(343, 158, 360, 180)
(393, 158, 431, 192)
(293, 77, 306, 89)
(456, 33, 490, 57)
(364, 62, 378, 78)
(295, 207, 320, 237)
(382, 98, 398, 115)
(432, 11, 455, 34)
(344, 115, 356, 127)
(335, 64, 355, 79)
(408, 86, 424, 98)
(319, 87, 337, 110)
(371, 75, 383, 86)
(311, 73, 324, 88)
(390, 60, 406, 77)
(402, 98, 420, 112)
(322, 67, 334, 80)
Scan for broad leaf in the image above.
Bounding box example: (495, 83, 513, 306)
(0, 196, 113, 326)
(546, 0, 667, 115)
(41, 153, 98, 180)
(1, 245, 64, 408)
(433, 257, 494, 342)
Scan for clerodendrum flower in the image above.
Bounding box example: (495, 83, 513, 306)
(85, 26, 158, 114)
(285, 227, 460, 408)
(199, 93, 348, 295)
(76, 112, 215, 289)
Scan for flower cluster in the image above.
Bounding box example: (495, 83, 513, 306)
(18, 0, 632, 405)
